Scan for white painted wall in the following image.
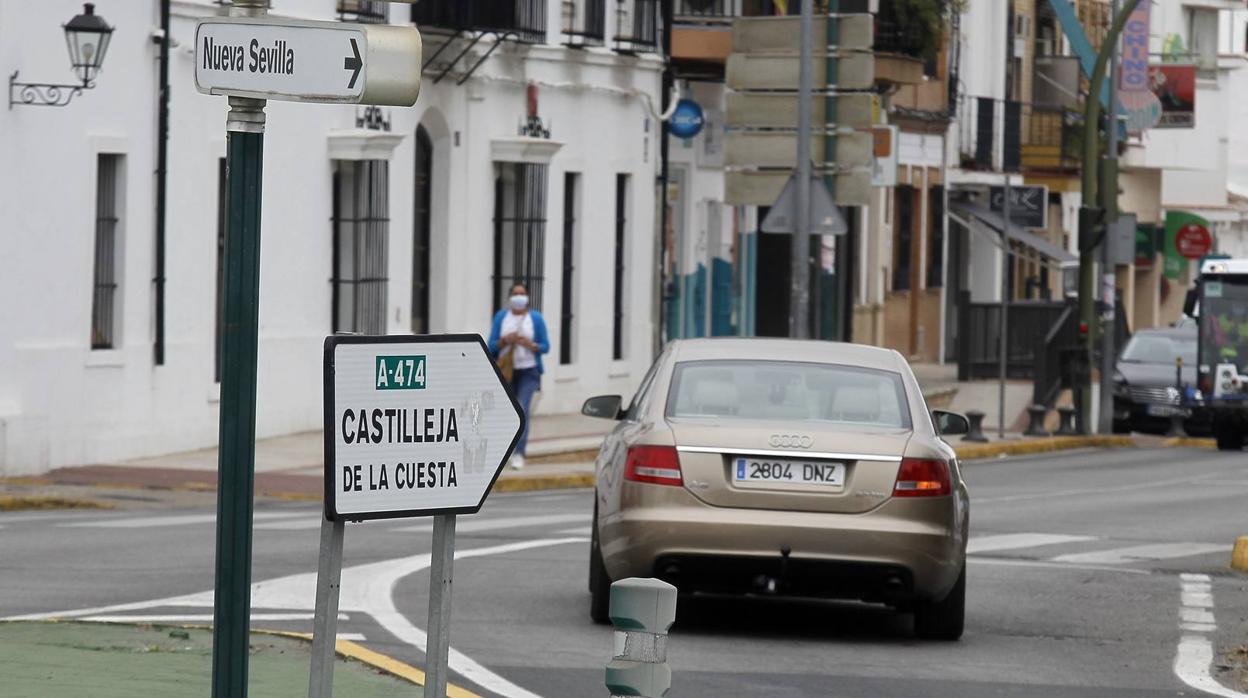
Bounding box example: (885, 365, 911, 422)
(0, 0, 661, 474)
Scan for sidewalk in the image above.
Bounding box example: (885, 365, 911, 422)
(0, 621, 419, 697)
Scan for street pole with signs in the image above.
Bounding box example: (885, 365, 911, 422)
(1098, 0, 1122, 435)
(193, 4, 421, 695)
(790, 0, 814, 338)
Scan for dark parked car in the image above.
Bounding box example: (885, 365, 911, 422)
(1112, 327, 1210, 436)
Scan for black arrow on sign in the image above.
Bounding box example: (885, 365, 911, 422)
(344, 38, 362, 90)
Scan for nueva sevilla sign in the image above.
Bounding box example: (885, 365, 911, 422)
(195, 17, 421, 106)
(324, 335, 524, 521)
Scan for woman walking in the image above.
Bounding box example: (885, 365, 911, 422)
(488, 283, 549, 469)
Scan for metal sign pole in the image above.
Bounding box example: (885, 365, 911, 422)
(790, 0, 814, 339)
(999, 173, 1011, 440)
(211, 90, 267, 698)
(308, 518, 346, 698)
(424, 514, 457, 698)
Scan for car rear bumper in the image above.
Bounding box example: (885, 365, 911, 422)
(599, 485, 966, 603)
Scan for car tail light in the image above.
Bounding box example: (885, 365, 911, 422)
(893, 458, 952, 497)
(624, 446, 683, 487)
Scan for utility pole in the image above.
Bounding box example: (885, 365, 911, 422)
(1078, 0, 1142, 433)
(1098, 0, 1121, 435)
(790, 0, 814, 339)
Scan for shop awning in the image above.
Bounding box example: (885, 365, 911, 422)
(950, 200, 1077, 266)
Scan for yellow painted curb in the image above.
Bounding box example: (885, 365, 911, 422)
(256, 629, 482, 698)
(494, 472, 595, 493)
(1162, 436, 1217, 450)
(955, 435, 1134, 461)
(0, 495, 114, 512)
(1233, 536, 1248, 573)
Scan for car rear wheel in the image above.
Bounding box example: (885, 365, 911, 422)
(914, 564, 965, 641)
(589, 504, 611, 625)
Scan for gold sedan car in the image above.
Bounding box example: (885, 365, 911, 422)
(583, 339, 971, 640)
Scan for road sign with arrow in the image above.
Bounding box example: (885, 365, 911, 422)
(195, 17, 421, 106)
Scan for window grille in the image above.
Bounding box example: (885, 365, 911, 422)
(332, 160, 390, 335)
(564, 0, 606, 46)
(614, 0, 660, 53)
(493, 163, 548, 312)
(91, 154, 121, 350)
(560, 173, 579, 365)
(613, 174, 629, 360)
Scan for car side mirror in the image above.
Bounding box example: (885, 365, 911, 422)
(582, 395, 623, 420)
(933, 410, 970, 437)
(1183, 288, 1198, 318)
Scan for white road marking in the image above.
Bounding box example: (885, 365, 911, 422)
(1051, 542, 1229, 565)
(556, 526, 591, 536)
(967, 557, 1151, 575)
(1172, 572, 1247, 697)
(61, 511, 305, 529)
(255, 518, 325, 531)
(77, 613, 346, 623)
(1174, 635, 1246, 698)
(339, 632, 367, 642)
(975, 472, 1226, 505)
(392, 513, 588, 534)
(967, 533, 1097, 554)
(8, 537, 588, 698)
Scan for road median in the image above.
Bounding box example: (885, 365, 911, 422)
(955, 435, 1135, 461)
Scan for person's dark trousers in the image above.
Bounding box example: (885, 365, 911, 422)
(510, 367, 541, 456)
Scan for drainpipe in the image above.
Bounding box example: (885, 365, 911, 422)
(154, 0, 171, 366)
(656, 0, 673, 352)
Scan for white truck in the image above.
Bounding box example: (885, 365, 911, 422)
(1185, 258, 1248, 451)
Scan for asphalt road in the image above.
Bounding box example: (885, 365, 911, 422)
(3, 446, 1247, 697)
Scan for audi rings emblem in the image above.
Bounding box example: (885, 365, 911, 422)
(769, 434, 813, 449)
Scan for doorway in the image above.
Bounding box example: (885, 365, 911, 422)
(754, 207, 792, 337)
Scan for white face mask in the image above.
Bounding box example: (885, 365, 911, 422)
(509, 295, 529, 311)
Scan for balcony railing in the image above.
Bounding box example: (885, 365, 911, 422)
(564, 0, 607, 46)
(412, 0, 548, 44)
(1024, 104, 1081, 170)
(338, 0, 389, 24)
(615, 0, 660, 53)
(674, 0, 742, 22)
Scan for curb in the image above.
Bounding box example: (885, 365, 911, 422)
(955, 435, 1135, 461)
(256, 629, 482, 698)
(0, 494, 114, 512)
(1162, 436, 1217, 450)
(1233, 536, 1248, 573)
(494, 471, 595, 493)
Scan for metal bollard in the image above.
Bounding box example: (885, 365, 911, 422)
(605, 578, 676, 698)
(1055, 406, 1078, 436)
(1023, 405, 1049, 437)
(962, 410, 989, 443)
(1165, 411, 1185, 437)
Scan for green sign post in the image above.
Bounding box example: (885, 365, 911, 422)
(194, 3, 422, 694)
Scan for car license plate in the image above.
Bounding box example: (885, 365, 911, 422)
(734, 458, 844, 488)
(1146, 404, 1187, 417)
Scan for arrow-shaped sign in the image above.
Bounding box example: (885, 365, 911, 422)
(344, 38, 362, 90)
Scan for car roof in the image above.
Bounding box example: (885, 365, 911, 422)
(666, 338, 907, 373)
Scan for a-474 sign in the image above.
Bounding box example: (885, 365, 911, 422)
(324, 335, 524, 521)
(195, 17, 421, 106)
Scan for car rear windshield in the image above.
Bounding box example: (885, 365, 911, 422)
(1120, 333, 1197, 365)
(665, 360, 911, 429)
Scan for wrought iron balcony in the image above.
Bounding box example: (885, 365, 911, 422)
(411, 0, 548, 44)
(564, 0, 607, 47)
(338, 0, 388, 24)
(674, 0, 742, 22)
(615, 0, 660, 53)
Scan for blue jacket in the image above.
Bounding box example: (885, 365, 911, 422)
(488, 309, 550, 375)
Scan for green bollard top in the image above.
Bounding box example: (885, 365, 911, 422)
(609, 578, 677, 634)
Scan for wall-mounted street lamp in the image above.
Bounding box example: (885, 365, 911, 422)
(9, 3, 114, 109)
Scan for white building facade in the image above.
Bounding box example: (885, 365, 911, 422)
(0, 0, 663, 475)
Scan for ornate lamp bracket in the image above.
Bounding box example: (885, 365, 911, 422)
(9, 71, 92, 109)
